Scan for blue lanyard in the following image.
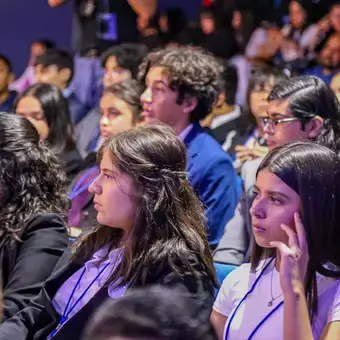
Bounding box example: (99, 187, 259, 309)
(48, 262, 110, 339)
(69, 166, 98, 200)
(224, 257, 284, 340)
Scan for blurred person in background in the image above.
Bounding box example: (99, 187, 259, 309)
(0, 113, 69, 321)
(304, 32, 340, 84)
(48, 0, 157, 54)
(9, 39, 55, 93)
(14, 83, 83, 181)
(68, 80, 142, 231)
(232, 67, 288, 171)
(0, 56, 17, 112)
(83, 287, 218, 340)
(246, 0, 316, 67)
(35, 48, 89, 125)
(200, 62, 246, 153)
(231, 6, 256, 54)
(158, 8, 187, 46)
(310, 1, 340, 56)
(76, 44, 147, 159)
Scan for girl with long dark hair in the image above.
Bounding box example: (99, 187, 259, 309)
(212, 141, 340, 339)
(0, 124, 217, 340)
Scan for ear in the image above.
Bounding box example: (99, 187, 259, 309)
(182, 97, 198, 114)
(59, 68, 72, 86)
(306, 116, 324, 138)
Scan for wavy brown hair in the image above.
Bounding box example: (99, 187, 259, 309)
(72, 124, 218, 288)
(0, 113, 69, 243)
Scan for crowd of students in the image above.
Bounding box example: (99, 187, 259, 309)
(0, 0, 340, 339)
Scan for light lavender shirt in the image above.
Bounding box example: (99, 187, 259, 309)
(53, 246, 126, 320)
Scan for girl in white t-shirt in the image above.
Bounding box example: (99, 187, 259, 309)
(212, 141, 340, 340)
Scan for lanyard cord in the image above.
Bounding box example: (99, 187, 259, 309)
(224, 257, 284, 340)
(49, 262, 110, 339)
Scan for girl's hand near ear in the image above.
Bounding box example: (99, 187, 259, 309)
(270, 213, 309, 294)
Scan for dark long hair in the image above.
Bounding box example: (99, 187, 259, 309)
(102, 80, 143, 125)
(0, 113, 69, 242)
(251, 141, 340, 322)
(14, 83, 76, 154)
(268, 76, 340, 155)
(72, 124, 218, 288)
(245, 67, 288, 127)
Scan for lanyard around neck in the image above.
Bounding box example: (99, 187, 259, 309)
(48, 262, 110, 339)
(224, 257, 284, 340)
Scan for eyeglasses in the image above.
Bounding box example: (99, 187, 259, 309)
(260, 116, 300, 132)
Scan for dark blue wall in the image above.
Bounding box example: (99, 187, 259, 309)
(0, 0, 200, 77)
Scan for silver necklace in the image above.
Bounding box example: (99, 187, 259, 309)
(268, 266, 283, 307)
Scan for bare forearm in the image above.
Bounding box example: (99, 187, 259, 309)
(283, 287, 314, 340)
(127, 0, 157, 17)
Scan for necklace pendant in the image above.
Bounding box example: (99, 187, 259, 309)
(267, 300, 273, 307)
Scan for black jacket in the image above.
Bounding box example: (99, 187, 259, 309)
(0, 214, 68, 321)
(0, 246, 215, 340)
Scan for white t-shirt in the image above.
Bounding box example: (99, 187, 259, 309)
(213, 259, 340, 340)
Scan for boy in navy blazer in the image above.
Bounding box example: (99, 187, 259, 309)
(139, 47, 238, 248)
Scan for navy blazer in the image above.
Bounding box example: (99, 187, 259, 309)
(184, 124, 238, 248)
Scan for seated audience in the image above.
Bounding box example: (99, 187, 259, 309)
(101, 43, 148, 88)
(279, 0, 317, 63)
(158, 8, 187, 46)
(77, 44, 147, 158)
(200, 62, 242, 144)
(68, 80, 142, 230)
(310, 1, 340, 55)
(247, 0, 316, 66)
(139, 47, 239, 249)
(212, 141, 340, 340)
(231, 7, 256, 54)
(214, 76, 340, 265)
(232, 67, 287, 171)
(0, 55, 16, 112)
(0, 124, 217, 340)
(83, 286, 218, 340)
(14, 83, 83, 181)
(197, 7, 237, 59)
(245, 22, 282, 64)
(10, 39, 55, 93)
(304, 32, 340, 84)
(138, 15, 163, 51)
(35, 48, 88, 124)
(0, 113, 69, 321)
